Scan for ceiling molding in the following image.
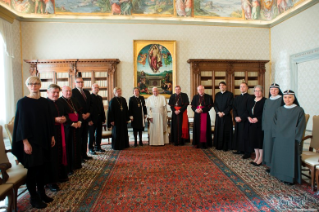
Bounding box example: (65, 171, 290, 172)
(0, 5, 18, 23)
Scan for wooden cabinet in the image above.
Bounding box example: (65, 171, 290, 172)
(24, 59, 120, 107)
(187, 59, 269, 100)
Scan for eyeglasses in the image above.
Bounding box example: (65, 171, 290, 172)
(76, 81, 84, 83)
(28, 83, 41, 86)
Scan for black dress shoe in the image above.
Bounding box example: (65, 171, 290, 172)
(233, 151, 243, 154)
(48, 184, 60, 192)
(59, 177, 69, 183)
(89, 150, 97, 155)
(253, 162, 262, 166)
(83, 155, 93, 160)
(242, 154, 251, 159)
(250, 161, 256, 165)
(284, 181, 294, 186)
(68, 171, 74, 176)
(96, 148, 105, 152)
(30, 196, 47, 209)
(81, 159, 86, 163)
(38, 192, 53, 203)
(139, 141, 143, 146)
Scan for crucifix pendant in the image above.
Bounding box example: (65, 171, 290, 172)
(74, 111, 77, 115)
(120, 107, 123, 111)
(199, 103, 202, 107)
(175, 103, 178, 106)
(138, 104, 140, 107)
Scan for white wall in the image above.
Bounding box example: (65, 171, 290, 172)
(271, 3, 319, 130)
(20, 22, 270, 101)
(11, 19, 22, 105)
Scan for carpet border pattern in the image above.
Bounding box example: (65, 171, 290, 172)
(77, 150, 121, 211)
(203, 149, 275, 211)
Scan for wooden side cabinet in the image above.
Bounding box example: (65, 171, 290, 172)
(24, 59, 120, 107)
(187, 59, 269, 100)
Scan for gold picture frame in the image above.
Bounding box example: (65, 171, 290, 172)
(133, 40, 176, 99)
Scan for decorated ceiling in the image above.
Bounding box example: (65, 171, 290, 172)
(0, 0, 315, 24)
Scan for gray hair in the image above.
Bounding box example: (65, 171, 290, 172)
(25, 76, 41, 86)
(92, 83, 99, 88)
(254, 85, 263, 92)
(113, 87, 121, 95)
(47, 84, 61, 91)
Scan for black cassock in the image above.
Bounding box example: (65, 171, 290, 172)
(129, 95, 147, 131)
(59, 97, 83, 172)
(12, 97, 54, 168)
(169, 92, 190, 145)
(213, 91, 234, 151)
(191, 94, 213, 148)
(46, 98, 68, 183)
(233, 93, 253, 153)
(89, 94, 106, 150)
(108, 97, 130, 150)
(247, 97, 266, 149)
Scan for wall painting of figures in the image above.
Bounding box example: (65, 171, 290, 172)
(194, 0, 243, 18)
(132, 0, 174, 15)
(175, 0, 192, 17)
(133, 40, 176, 98)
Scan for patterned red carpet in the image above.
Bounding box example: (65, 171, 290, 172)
(17, 144, 319, 211)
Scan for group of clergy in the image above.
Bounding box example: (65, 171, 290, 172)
(11, 74, 306, 209)
(12, 73, 107, 209)
(111, 81, 306, 186)
(214, 81, 306, 186)
(107, 85, 214, 151)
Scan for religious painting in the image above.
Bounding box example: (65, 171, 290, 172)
(134, 40, 176, 98)
(55, 0, 112, 14)
(175, 0, 192, 17)
(9, 0, 55, 14)
(132, 0, 174, 15)
(194, 0, 242, 18)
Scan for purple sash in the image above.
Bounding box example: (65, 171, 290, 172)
(197, 106, 207, 143)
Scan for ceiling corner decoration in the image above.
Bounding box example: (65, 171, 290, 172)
(0, 0, 317, 27)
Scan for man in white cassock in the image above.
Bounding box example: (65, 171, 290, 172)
(146, 87, 169, 145)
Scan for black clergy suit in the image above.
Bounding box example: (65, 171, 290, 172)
(233, 93, 253, 155)
(213, 91, 234, 151)
(89, 93, 106, 151)
(72, 88, 92, 158)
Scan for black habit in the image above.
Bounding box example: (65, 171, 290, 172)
(168, 92, 190, 145)
(233, 93, 253, 153)
(89, 94, 106, 150)
(59, 97, 83, 172)
(247, 97, 266, 149)
(12, 97, 54, 168)
(46, 98, 68, 183)
(191, 94, 214, 148)
(107, 97, 130, 150)
(128, 95, 147, 131)
(213, 91, 234, 151)
(72, 88, 92, 157)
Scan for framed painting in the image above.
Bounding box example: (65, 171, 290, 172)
(133, 40, 176, 98)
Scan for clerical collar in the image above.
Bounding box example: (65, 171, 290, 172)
(62, 96, 70, 100)
(241, 92, 247, 95)
(77, 87, 83, 92)
(221, 91, 226, 94)
(284, 104, 297, 109)
(199, 94, 204, 97)
(270, 95, 282, 100)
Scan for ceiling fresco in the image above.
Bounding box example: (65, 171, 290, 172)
(0, 0, 316, 25)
